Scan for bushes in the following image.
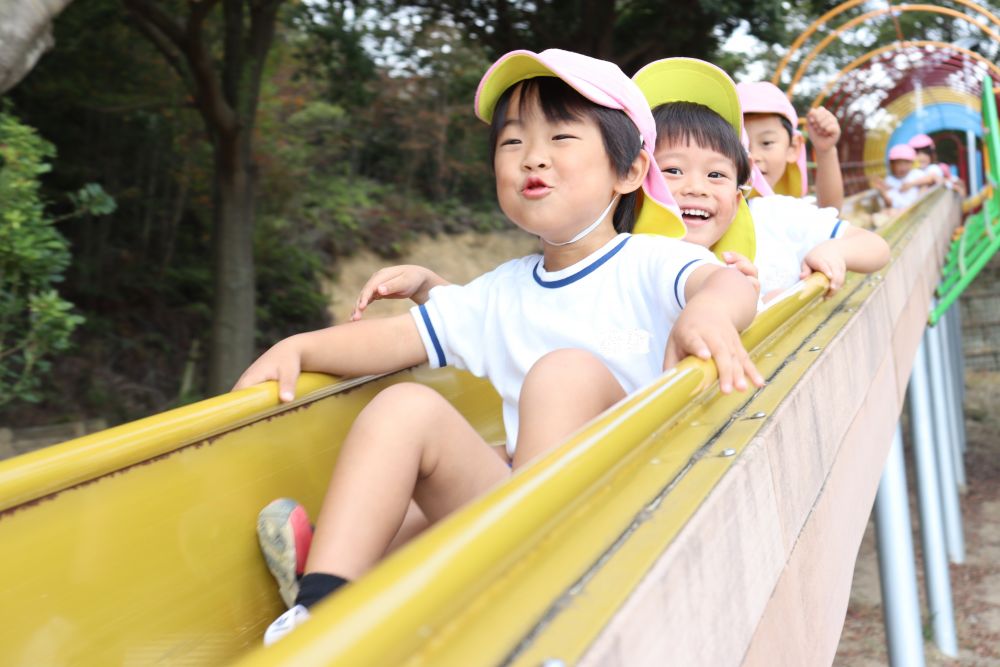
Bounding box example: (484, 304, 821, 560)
(0, 107, 114, 406)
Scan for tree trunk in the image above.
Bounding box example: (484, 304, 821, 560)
(207, 133, 256, 394)
(122, 0, 282, 395)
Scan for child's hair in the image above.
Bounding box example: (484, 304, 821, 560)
(488, 77, 643, 232)
(915, 146, 936, 160)
(745, 112, 794, 141)
(652, 101, 752, 187)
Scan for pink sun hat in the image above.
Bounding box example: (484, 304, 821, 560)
(888, 144, 917, 162)
(475, 49, 685, 238)
(737, 81, 809, 197)
(908, 134, 935, 149)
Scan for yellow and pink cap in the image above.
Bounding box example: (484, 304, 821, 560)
(737, 81, 808, 198)
(632, 57, 756, 261)
(475, 49, 686, 239)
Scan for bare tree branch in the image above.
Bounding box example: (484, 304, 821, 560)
(222, 0, 245, 111)
(122, 0, 185, 45)
(125, 11, 191, 91)
(187, 0, 221, 33)
(243, 0, 283, 131)
(181, 0, 237, 136)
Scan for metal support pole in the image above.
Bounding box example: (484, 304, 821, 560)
(925, 324, 966, 564)
(909, 337, 959, 656)
(944, 305, 968, 455)
(935, 314, 967, 492)
(966, 129, 979, 195)
(876, 425, 926, 667)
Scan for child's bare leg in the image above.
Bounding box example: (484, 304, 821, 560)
(513, 349, 626, 467)
(384, 502, 429, 555)
(305, 382, 510, 579)
(386, 443, 508, 554)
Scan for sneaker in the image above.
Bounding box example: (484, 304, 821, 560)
(263, 604, 310, 646)
(257, 498, 314, 608)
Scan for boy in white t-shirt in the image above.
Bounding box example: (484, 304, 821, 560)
(872, 144, 923, 212)
(737, 81, 845, 211)
(240, 49, 763, 644)
(354, 59, 889, 313)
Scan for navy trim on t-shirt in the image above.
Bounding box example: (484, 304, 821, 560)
(419, 304, 446, 367)
(532, 236, 631, 288)
(830, 219, 844, 238)
(674, 258, 703, 309)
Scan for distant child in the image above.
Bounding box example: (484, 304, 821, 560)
(908, 133, 946, 189)
(237, 49, 763, 644)
(937, 162, 967, 196)
(355, 59, 889, 315)
(737, 81, 845, 211)
(872, 144, 922, 212)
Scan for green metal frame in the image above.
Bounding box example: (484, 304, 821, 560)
(931, 74, 1000, 325)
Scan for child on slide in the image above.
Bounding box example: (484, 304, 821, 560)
(872, 144, 923, 214)
(907, 133, 946, 190)
(737, 81, 845, 211)
(236, 48, 763, 645)
(354, 59, 889, 316)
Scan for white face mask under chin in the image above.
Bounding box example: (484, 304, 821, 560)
(544, 194, 620, 247)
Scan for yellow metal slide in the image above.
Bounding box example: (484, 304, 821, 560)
(0, 189, 953, 666)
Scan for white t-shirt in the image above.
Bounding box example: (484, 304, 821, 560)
(884, 170, 923, 209)
(748, 195, 850, 299)
(410, 233, 718, 455)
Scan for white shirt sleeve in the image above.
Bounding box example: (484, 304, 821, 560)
(409, 265, 506, 372)
(638, 236, 720, 315)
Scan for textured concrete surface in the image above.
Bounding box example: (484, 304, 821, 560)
(578, 192, 958, 666)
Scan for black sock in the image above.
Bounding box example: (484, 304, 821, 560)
(295, 573, 349, 609)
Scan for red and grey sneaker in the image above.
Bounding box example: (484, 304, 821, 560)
(257, 498, 314, 609)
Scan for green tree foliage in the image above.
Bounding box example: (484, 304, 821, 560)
(0, 106, 114, 406)
(374, 0, 833, 74)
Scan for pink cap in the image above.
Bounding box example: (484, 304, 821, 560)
(888, 144, 917, 162)
(475, 49, 684, 237)
(736, 81, 798, 128)
(908, 134, 934, 149)
(737, 81, 808, 197)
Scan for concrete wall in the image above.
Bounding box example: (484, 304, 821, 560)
(579, 192, 959, 666)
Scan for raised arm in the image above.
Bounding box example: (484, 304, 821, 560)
(353, 265, 452, 320)
(901, 169, 942, 190)
(664, 265, 763, 394)
(233, 314, 428, 401)
(807, 108, 844, 211)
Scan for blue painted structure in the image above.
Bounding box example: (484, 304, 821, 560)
(887, 103, 984, 190)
